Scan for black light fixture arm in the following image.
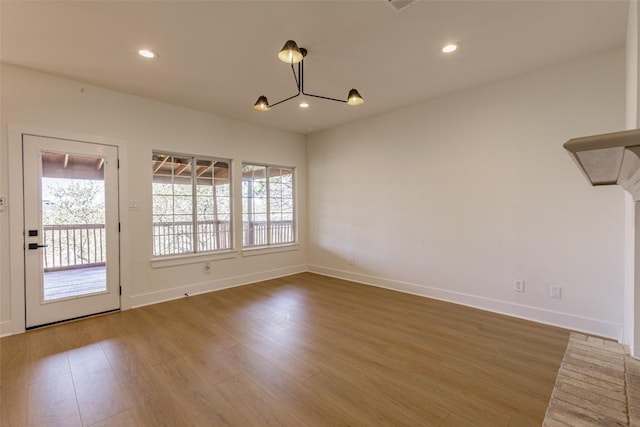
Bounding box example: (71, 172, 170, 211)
(292, 62, 300, 89)
(299, 55, 347, 104)
(254, 42, 363, 111)
(267, 63, 302, 108)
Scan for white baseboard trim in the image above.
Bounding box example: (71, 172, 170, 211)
(129, 264, 308, 308)
(307, 265, 622, 341)
(1, 320, 14, 337)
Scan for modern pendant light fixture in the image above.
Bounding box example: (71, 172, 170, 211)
(277, 40, 305, 64)
(253, 40, 364, 111)
(253, 96, 270, 111)
(347, 89, 364, 106)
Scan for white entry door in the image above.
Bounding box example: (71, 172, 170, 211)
(23, 134, 120, 328)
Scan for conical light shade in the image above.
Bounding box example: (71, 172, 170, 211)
(253, 96, 270, 111)
(278, 40, 304, 64)
(346, 89, 364, 106)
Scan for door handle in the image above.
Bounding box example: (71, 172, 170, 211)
(28, 243, 48, 250)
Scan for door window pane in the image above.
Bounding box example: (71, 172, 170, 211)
(41, 152, 107, 301)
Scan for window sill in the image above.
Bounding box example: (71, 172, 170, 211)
(241, 243, 300, 257)
(151, 250, 238, 268)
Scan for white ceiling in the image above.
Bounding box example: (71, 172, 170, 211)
(0, 0, 629, 135)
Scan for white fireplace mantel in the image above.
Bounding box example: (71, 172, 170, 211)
(566, 128, 640, 352)
(564, 128, 640, 199)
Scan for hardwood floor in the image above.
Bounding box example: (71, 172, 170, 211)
(0, 272, 570, 426)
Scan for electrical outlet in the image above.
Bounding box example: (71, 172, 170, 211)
(550, 286, 562, 299)
(204, 262, 211, 274)
(514, 280, 525, 293)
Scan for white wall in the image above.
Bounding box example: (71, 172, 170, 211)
(0, 48, 629, 339)
(627, 0, 639, 130)
(308, 48, 626, 339)
(625, 0, 640, 354)
(0, 64, 307, 334)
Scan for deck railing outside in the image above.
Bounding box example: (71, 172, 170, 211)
(243, 221, 294, 247)
(153, 220, 233, 256)
(43, 220, 295, 267)
(152, 220, 294, 255)
(43, 224, 106, 272)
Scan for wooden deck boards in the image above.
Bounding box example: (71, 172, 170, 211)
(43, 266, 106, 300)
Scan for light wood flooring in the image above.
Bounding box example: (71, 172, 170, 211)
(1, 272, 570, 426)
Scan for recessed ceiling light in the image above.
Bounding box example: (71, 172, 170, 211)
(299, 102, 309, 109)
(138, 49, 158, 59)
(441, 43, 460, 54)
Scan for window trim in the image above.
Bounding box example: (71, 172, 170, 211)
(150, 249, 239, 268)
(241, 243, 300, 257)
(152, 150, 233, 258)
(241, 162, 297, 248)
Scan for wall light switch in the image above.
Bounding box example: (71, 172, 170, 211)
(514, 280, 525, 293)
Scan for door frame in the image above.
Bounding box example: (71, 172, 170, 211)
(23, 136, 120, 327)
(7, 125, 131, 334)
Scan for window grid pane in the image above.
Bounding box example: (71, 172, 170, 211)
(242, 165, 267, 246)
(153, 153, 232, 257)
(268, 167, 294, 245)
(196, 159, 232, 252)
(243, 163, 295, 247)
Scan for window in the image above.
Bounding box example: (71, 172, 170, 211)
(152, 152, 231, 257)
(242, 164, 295, 247)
